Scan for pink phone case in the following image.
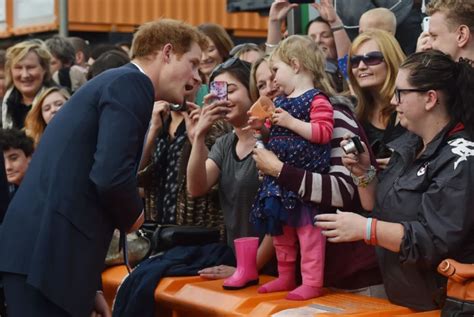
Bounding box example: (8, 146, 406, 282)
(210, 81, 227, 101)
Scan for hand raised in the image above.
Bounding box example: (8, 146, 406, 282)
(269, 0, 298, 22)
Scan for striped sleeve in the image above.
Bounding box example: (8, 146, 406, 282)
(309, 95, 334, 144)
(277, 104, 371, 211)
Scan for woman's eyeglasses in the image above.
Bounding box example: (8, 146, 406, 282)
(394, 88, 430, 103)
(350, 51, 384, 68)
(209, 57, 251, 81)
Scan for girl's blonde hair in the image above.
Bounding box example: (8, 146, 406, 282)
(5, 40, 52, 89)
(24, 87, 70, 146)
(270, 35, 335, 97)
(348, 30, 406, 124)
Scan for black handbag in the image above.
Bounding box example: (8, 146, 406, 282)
(141, 223, 221, 254)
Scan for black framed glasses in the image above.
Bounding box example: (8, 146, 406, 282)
(229, 43, 260, 57)
(394, 88, 430, 103)
(350, 51, 384, 68)
(209, 57, 252, 82)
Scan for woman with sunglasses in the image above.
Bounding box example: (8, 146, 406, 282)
(187, 58, 276, 283)
(316, 50, 474, 311)
(348, 30, 406, 168)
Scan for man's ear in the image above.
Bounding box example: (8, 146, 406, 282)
(162, 43, 174, 63)
(457, 25, 471, 48)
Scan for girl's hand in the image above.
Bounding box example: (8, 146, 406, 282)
(269, 0, 298, 22)
(245, 113, 266, 131)
(311, 0, 338, 25)
(252, 148, 283, 178)
(149, 101, 170, 131)
(198, 265, 236, 279)
(182, 102, 201, 143)
(194, 94, 230, 139)
(340, 135, 372, 177)
(315, 210, 366, 243)
(271, 108, 294, 129)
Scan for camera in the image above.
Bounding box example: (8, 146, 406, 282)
(342, 136, 365, 155)
(169, 99, 188, 112)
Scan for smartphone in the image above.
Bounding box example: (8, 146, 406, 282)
(371, 140, 393, 159)
(422, 16, 430, 33)
(209, 81, 228, 101)
(289, 0, 315, 3)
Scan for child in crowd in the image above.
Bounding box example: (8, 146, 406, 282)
(250, 35, 335, 301)
(24, 87, 70, 147)
(359, 8, 397, 35)
(0, 129, 34, 198)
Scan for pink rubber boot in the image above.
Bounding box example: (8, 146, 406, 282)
(258, 226, 297, 293)
(286, 225, 325, 300)
(223, 237, 259, 290)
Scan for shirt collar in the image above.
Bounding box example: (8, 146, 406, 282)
(131, 62, 145, 74)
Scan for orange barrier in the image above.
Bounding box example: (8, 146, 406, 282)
(102, 265, 129, 308)
(153, 276, 415, 316)
(394, 311, 441, 317)
(102, 265, 420, 316)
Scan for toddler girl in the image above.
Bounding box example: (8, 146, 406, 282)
(250, 35, 335, 300)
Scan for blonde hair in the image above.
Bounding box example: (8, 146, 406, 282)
(360, 8, 397, 34)
(427, 0, 474, 31)
(24, 87, 70, 146)
(249, 55, 270, 102)
(348, 30, 405, 124)
(270, 35, 335, 96)
(5, 40, 52, 89)
(131, 19, 208, 59)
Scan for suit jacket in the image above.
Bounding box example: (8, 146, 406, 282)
(0, 63, 154, 316)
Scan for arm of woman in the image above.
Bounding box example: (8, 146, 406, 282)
(398, 161, 474, 267)
(266, 1, 298, 50)
(271, 96, 333, 144)
(186, 99, 229, 197)
(186, 137, 220, 198)
(255, 105, 375, 212)
(314, 211, 404, 253)
(311, 0, 351, 60)
(138, 101, 169, 171)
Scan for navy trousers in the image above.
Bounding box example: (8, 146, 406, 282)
(2, 273, 70, 317)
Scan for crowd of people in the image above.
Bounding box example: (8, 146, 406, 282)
(0, 0, 472, 316)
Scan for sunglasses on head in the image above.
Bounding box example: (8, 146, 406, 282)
(209, 57, 251, 81)
(229, 43, 260, 57)
(350, 51, 384, 68)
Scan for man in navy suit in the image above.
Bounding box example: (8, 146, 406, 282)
(0, 19, 206, 317)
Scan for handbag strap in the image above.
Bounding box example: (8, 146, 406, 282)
(120, 230, 132, 273)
